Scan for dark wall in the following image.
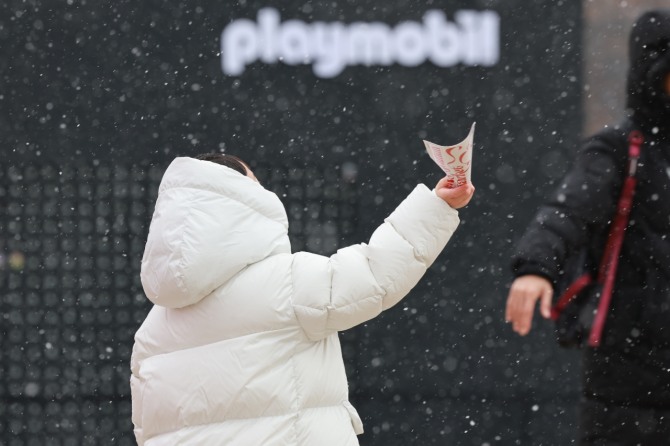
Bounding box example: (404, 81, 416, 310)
(0, 1, 583, 444)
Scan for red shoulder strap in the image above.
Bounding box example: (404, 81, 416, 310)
(588, 130, 643, 347)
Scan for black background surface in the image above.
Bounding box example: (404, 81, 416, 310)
(1, 1, 583, 444)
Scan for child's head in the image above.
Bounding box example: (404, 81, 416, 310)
(195, 153, 259, 182)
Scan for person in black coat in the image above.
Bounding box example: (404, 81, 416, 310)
(505, 9, 670, 445)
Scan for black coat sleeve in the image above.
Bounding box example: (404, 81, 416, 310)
(511, 131, 628, 286)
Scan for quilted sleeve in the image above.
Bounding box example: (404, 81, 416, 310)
(291, 184, 460, 340)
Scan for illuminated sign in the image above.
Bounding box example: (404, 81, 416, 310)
(221, 7, 500, 78)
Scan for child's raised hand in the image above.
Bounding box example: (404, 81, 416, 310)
(435, 179, 475, 209)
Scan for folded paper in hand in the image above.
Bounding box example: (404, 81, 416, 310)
(423, 122, 475, 188)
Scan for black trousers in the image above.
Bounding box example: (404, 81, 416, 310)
(579, 397, 670, 445)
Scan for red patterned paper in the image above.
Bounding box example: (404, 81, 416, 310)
(423, 122, 475, 188)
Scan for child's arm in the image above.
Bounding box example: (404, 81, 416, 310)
(291, 180, 473, 341)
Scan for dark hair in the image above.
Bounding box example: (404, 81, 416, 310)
(195, 153, 247, 176)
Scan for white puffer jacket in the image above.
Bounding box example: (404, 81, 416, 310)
(131, 157, 460, 445)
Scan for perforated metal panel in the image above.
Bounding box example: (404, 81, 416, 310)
(0, 161, 358, 444)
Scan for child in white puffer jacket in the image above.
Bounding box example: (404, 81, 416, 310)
(131, 153, 474, 446)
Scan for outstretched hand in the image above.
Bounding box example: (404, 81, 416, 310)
(435, 179, 475, 209)
(505, 275, 553, 335)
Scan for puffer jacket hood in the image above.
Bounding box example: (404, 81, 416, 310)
(626, 9, 670, 130)
(140, 157, 290, 309)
